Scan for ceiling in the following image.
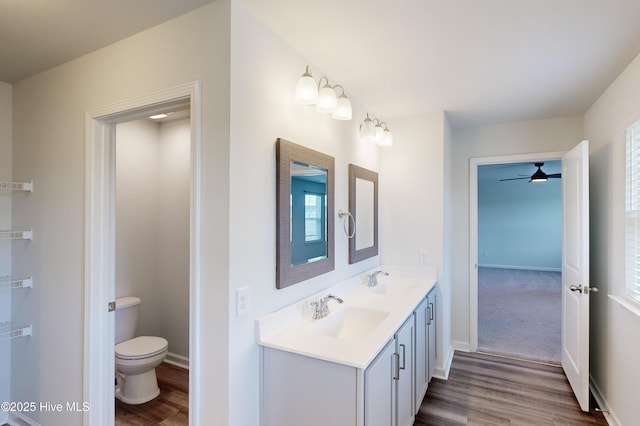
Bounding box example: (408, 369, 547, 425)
(3, 1, 640, 128)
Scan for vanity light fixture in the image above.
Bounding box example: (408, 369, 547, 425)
(332, 86, 352, 120)
(359, 114, 393, 147)
(316, 77, 338, 113)
(294, 66, 353, 120)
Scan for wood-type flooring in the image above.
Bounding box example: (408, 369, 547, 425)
(415, 351, 608, 426)
(115, 362, 188, 426)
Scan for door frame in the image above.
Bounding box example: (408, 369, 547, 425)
(468, 151, 565, 351)
(84, 81, 202, 425)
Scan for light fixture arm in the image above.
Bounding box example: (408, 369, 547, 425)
(317, 76, 331, 90)
(333, 84, 346, 96)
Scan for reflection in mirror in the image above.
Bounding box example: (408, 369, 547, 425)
(276, 139, 335, 289)
(355, 178, 374, 250)
(290, 162, 328, 266)
(348, 164, 378, 264)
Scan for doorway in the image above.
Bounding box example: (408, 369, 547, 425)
(113, 109, 191, 423)
(84, 82, 201, 425)
(476, 160, 562, 363)
(469, 151, 565, 357)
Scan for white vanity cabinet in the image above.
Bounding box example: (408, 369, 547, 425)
(364, 339, 396, 426)
(414, 297, 429, 409)
(413, 288, 437, 411)
(394, 317, 415, 426)
(427, 290, 437, 382)
(258, 270, 438, 426)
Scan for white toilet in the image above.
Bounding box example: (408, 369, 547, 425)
(114, 296, 168, 405)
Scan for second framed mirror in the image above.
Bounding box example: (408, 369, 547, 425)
(348, 164, 378, 263)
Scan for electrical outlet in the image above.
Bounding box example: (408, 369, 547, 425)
(419, 249, 429, 264)
(237, 287, 250, 316)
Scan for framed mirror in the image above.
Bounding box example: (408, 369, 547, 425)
(348, 164, 378, 264)
(276, 138, 335, 288)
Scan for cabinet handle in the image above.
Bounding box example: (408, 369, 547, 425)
(429, 302, 434, 321)
(393, 352, 400, 380)
(426, 306, 431, 325)
(399, 344, 406, 370)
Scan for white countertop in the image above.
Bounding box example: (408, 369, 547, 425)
(256, 265, 437, 369)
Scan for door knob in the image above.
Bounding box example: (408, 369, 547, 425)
(569, 285, 599, 294)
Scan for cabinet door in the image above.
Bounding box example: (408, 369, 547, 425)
(365, 339, 396, 426)
(427, 291, 437, 382)
(395, 317, 414, 426)
(413, 298, 429, 411)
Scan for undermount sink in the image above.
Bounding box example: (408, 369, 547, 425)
(311, 307, 389, 340)
(369, 278, 421, 296)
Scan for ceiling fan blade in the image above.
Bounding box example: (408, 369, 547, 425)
(548, 173, 562, 178)
(499, 177, 530, 181)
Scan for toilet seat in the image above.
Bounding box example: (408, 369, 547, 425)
(115, 336, 168, 360)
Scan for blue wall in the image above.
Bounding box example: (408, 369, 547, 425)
(478, 165, 562, 271)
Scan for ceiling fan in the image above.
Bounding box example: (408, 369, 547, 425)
(499, 162, 561, 183)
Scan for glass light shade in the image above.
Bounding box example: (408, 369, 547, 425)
(332, 94, 352, 120)
(316, 84, 337, 113)
(360, 115, 375, 142)
(373, 124, 384, 144)
(380, 128, 393, 146)
(295, 71, 318, 105)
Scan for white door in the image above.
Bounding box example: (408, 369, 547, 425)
(561, 140, 591, 412)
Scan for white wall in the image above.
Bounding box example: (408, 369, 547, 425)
(0, 81, 12, 425)
(583, 50, 640, 426)
(450, 116, 583, 346)
(10, 2, 231, 424)
(478, 174, 562, 270)
(116, 119, 161, 336)
(157, 118, 191, 361)
(380, 113, 452, 372)
(228, 4, 380, 425)
(115, 118, 190, 361)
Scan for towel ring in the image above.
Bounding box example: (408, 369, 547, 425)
(338, 209, 356, 239)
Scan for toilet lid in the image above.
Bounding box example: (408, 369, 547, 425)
(115, 336, 168, 360)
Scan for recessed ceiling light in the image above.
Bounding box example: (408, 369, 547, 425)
(149, 113, 169, 120)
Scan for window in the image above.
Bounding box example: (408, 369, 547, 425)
(304, 193, 324, 242)
(625, 121, 640, 304)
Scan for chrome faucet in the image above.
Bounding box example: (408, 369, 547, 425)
(367, 270, 389, 287)
(311, 294, 344, 319)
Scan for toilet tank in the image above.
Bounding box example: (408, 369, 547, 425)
(115, 296, 141, 344)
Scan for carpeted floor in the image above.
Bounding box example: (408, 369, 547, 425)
(478, 267, 561, 364)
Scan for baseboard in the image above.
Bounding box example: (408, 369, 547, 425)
(433, 344, 454, 380)
(8, 413, 41, 426)
(478, 263, 561, 272)
(164, 352, 189, 369)
(451, 340, 471, 352)
(590, 375, 618, 426)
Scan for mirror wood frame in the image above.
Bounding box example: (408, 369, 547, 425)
(348, 164, 379, 264)
(276, 138, 335, 289)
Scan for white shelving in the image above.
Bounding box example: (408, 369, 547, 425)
(0, 277, 33, 290)
(0, 181, 33, 192)
(0, 322, 32, 342)
(0, 229, 33, 240)
(1, 179, 35, 344)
